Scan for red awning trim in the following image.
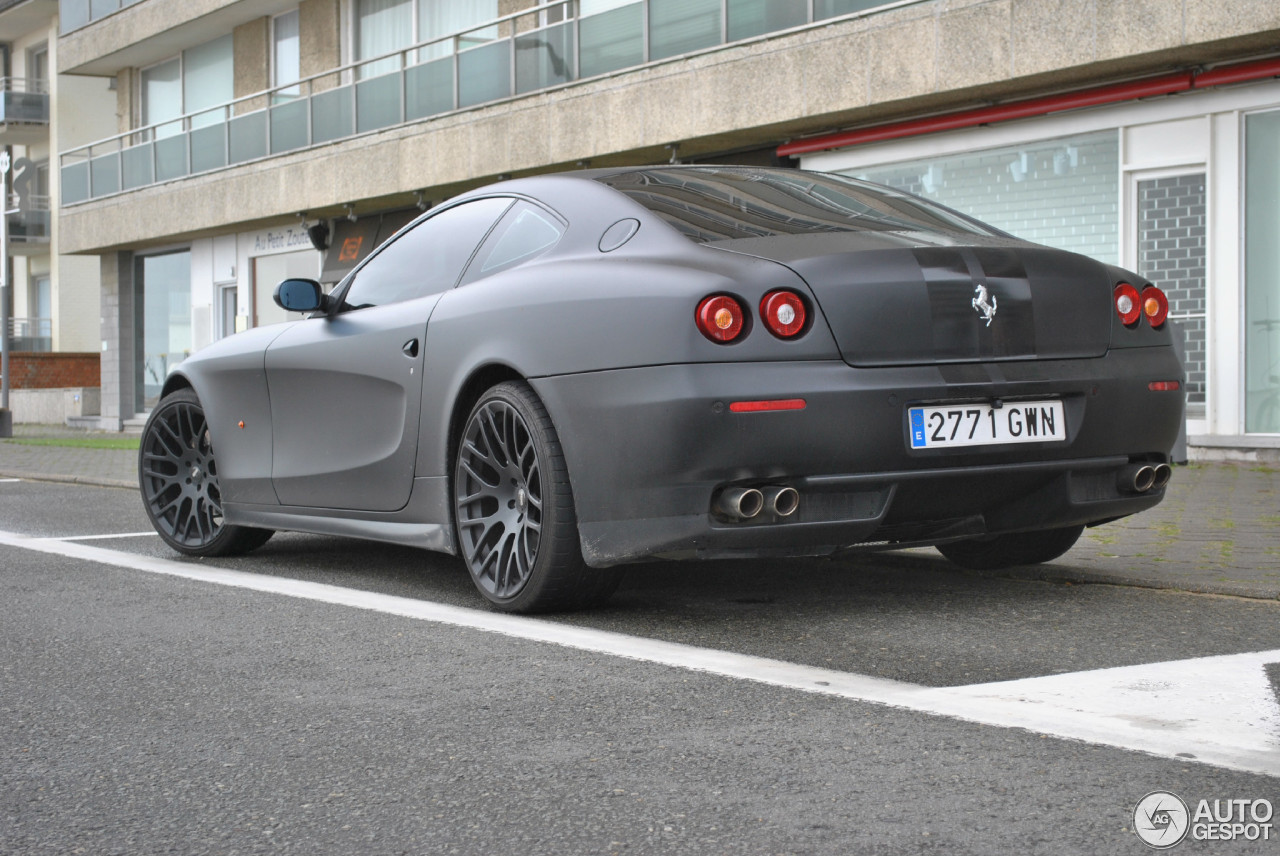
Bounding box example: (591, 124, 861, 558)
(778, 56, 1280, 157)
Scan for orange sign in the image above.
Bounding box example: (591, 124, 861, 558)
(338, 235, 364, 262)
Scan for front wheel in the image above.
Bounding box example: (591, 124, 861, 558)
(139, 388, 273, 557)
(454, 381, 620, 613)
(935, 525, 1084, 570)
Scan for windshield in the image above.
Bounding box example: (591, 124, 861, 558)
(594, 167, 1002, 243)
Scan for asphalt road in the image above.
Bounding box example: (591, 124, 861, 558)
(3, 479, 1278, 855)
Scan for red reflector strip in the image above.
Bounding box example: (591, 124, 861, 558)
(729, 399, 807, 413)
(1148, 381, 1181, 392)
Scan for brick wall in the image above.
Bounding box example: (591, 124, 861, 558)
(6, 353, 101, 389)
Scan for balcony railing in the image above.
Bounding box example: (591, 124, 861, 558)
(7, 192, 51, 246)
(8, 317, 52, 353)
(59, 0, 905, 205)
(0, 77, 50, 125)
(59, 0, 144, 35)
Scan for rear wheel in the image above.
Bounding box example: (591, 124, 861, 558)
(139, 388, 273, 557)
(935, 525, 1084, 570)
(454, 381, 620, 613)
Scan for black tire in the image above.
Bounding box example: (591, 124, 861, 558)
(453, 381, 620, 613)
(935, 525, 1084, 570)
(139, 388, 274, 557)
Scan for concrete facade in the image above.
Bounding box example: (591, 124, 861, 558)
(57, 0, 1280, 255)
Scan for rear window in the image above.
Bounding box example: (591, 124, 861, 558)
(593, 167, 1001, 243)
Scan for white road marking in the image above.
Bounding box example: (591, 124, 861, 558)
(56, 532, 159, 541)
(2, 528, 1277, 777)
(0, 478, 21, 483)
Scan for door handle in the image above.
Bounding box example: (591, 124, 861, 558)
(402, 339, 419, 358)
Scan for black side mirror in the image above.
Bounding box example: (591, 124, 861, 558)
(274, 278, 327, 313)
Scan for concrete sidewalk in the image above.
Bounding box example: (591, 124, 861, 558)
(2, 424, 1277, 600)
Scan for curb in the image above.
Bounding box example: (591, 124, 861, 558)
(979, 565, 1280, 602)
(0, 470, 138, 491)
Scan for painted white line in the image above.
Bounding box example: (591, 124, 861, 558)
(1, 527, 1277, 778)
(0, 478, 21, 483)
(57, 531, 159, 542)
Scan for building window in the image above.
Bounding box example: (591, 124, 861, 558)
(140, 35, 233, 137)
(273, 9, 302, 100)
(847, 130, 1120, 266)
(1245, 110, 1280, 434)
(355, 0, 498, 74)
(27, 44, 49, 91)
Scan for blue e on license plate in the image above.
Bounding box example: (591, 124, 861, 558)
(908, 400, 1066, 449)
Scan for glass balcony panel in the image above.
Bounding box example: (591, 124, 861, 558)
(578, 3, 643, 78)
(515, 22, 574, 95)
(311, 86, 354, 145)
(190, 122, 228, 173)
(154, 134, 189, 182)
(405, 58, 455, 120)
(229, 111, 268, 163)
(60, 0, 91, 33)
(8, 210, 51, 242)
(121, 142, 154, 190)
(650, 0, 720, 60)
(89, 152, 120, 197)
(814, 0, 887, 19)
(270, 98, 310, 153)
(89, 0, 120, 19)
(458, 39, 511, 108)
(61, 162, 89, 204)
(727, 0, 807, 41)
(356, 72, 403, 133)
(0, 91, 50, 124)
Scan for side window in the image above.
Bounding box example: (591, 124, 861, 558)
(342, 196, 512, 309)
(462, 201, 565, 284)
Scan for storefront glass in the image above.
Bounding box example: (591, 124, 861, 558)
(846, 130, 1120, 265)
(1245, 110, 1280, 434)
(135, 251, 192, 413)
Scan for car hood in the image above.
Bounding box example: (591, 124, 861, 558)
(715, 231, 1113, 367)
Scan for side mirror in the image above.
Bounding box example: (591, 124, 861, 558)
(274, 278, 326, 313)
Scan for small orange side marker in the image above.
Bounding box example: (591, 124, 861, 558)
(238, 421, 246, 429)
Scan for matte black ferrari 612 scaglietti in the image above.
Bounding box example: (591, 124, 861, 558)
(139, 166, 1184, 612)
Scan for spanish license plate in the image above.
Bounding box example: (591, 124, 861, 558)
(908, 400, 1066, 449)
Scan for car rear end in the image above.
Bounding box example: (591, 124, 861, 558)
(534, 166, 1184, 566)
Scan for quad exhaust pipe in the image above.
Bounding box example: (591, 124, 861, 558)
(762, 485, 800, 517)
(716, 487, 765, 520)
(1118, 463, 1173, 494)
(715, 485, 800, 521)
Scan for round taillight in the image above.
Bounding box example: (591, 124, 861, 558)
(1114, 283, 1141, 327)
(696, 295, 745, 343)
(759, 290, 808, 339)
(1141, 285, 1170, 328)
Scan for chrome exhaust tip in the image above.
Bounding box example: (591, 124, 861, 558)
(762, 485, 800, 517)
(1151, 463, 1173, 490)
(716, 487, 765, 520)
(1119, 464, 1157, 493)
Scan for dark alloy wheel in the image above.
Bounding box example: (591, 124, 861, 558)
(139, 388, 272, 557)
(935, 524, 1084, 570)
(454, 381, 619, 613)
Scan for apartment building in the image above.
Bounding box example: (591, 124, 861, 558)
(0, 0, 107, 358)
(52, 0, 1280, 456)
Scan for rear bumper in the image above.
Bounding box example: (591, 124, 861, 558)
(531, 348, 1184, 566)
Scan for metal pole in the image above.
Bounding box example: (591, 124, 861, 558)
(0, 147, 11, 437)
